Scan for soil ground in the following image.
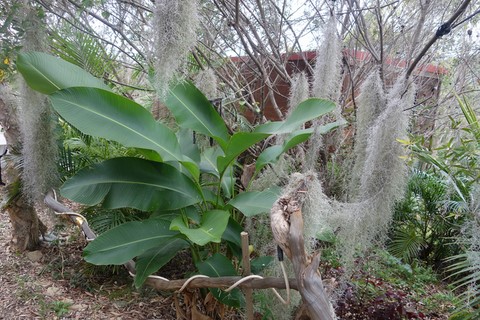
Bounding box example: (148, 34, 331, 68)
(0, 201, 196, 319)
(0, 194, 460, 320)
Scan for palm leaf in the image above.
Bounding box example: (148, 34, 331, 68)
(50, 30, 114, 79)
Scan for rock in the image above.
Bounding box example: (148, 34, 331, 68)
(26, 250, 43, 262)
(70, 304, 88, 311)
(46, 286, 62, 296)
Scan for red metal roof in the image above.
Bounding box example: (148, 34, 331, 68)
(231, 50, 448, 75)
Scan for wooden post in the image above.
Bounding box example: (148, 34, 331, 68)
(241, 231, 254, 320)
(288, 210, 336, 320)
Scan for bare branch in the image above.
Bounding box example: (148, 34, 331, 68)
(406, 0, 472, 79)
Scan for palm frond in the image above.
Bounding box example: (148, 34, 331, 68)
(50, 28, 115, 80)
(446, 252, 480, 318)
(83, 207, 143, 235)
(388, 228, 424, 263)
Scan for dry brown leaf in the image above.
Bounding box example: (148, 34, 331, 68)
(191, 304, 213, 320)
(174, 294, 187, 320)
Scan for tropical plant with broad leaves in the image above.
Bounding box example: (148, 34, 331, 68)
(17, 51, 340, 307)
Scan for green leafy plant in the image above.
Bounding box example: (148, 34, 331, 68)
(403, 94, 480, 318)
(388, 170, 462, 269)
(17, 51, 340, 306)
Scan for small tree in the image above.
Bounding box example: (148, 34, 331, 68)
(17, 51, 340, 308)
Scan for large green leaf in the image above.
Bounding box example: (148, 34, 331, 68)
(17, 51, 109, 94)
(223, 218, 243, 258)
(216, 132, 269, 174)
(50, 87, 186, 163)
(84, 219, 177, 265)
(255, 122, 343, 172)
(134, 237, 189, 287)
(61, 157, 203, 211)
(170, 210, 230, 245)
(222, 218, 243, 247)
(200, 146, 224, 177)
(165, 81, 229, 144)
(256, 145, 284, 172)
(177, 128, 201, 164)
(196, 254, 245, 308)
(255, 98, 335, 134)
(228, 187, 281, 217)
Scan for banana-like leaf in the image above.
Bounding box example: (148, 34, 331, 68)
(220, 167, 235, 199)
(177, 128, 201, 163)
(17, 51, 109, 94)
(50, 87, 187, 163)
(61, 157, 203, 211)
(170, 210, 230, 245)
(216, 132, 269, 174)
(220, 218, 243, 258)
(222, 217, 243, 247)
(200, 146, 224, 177)
(134, 237, 189, 287)
(196, 253, 245, 308)
(228, 187, 281, 217)
(165, 81, 229, 144)
(255, 121, 343, 172)
(84, 219, 178, 265)
(255, 98, 335, 134)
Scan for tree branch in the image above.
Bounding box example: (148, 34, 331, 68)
(406, 0, 472, 79)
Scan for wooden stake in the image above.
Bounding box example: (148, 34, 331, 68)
(241, 231, 254, 320)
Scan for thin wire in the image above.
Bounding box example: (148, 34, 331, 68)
(225, 275, 263, 292)
(452, 8, 480, 29)
(224, 261, 290, 305)
(273, 261, 290, 305)
(129, 271, 170, 282)
(177, 275, 210, 293)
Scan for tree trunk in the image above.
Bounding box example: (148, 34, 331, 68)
(0, 91, 46, 251)
(7, 194, 46, 251)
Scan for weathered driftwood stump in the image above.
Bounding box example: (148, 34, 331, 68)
(270, 175, 336, 320)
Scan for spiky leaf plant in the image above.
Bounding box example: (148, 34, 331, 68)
(50, 29, 115, 80)
(447, 206, 480, 319)
(410, 95, 480, 318)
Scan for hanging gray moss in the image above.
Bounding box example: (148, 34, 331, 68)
(288, 72, 309, 118)
(311, 15, 343, 103)
(194, 68, 218, 100)
(18, 5, 59, 203)
(153, 0, 199, 99)
(349, 68, 386, 200)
